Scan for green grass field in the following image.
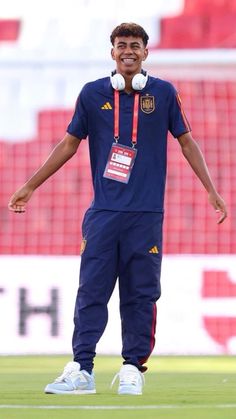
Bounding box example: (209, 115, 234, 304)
(0, 356, 235, 419)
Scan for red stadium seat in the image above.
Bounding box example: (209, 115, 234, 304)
(208, 14, 236, 47)
(159, 15, 208, 49)
(158, 0, 236, 48)
(0, 20, 21, 42)
(183, 0, 234, 15)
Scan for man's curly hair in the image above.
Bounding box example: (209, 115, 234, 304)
(110, 23, 149, 46)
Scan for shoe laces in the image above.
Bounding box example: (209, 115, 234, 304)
(55, 362, 81, 383)
(111, 367, 145, 388)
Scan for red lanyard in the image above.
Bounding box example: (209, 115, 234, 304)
(114, 90, 139, 147)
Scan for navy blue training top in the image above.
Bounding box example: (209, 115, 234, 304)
(67, 75, 191, 212)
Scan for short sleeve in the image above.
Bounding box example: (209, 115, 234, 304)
(67, 86, 88, 139)
(168, 84, 191, 138)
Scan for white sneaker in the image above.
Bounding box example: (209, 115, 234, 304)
(111, 364, 145, 395)
(44, 361, 96, 394)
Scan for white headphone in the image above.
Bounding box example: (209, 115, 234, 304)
(110, 70, 148, 91)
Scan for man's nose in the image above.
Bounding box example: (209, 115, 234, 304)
(123, 45, 133, 54)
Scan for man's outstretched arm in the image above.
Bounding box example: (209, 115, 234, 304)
(8, 133, 81, 213)
(177, 132, 227, 224)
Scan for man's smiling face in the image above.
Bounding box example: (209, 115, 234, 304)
(111, 36, 148, 76)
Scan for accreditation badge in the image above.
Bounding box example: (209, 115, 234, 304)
(103, 143, 137, 184)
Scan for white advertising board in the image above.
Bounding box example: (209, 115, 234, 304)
(0, 255, 235, 355)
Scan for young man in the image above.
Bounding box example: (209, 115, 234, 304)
(8, 23, 227, 395)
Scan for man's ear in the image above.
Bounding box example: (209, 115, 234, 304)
(142, 48, 149, 61)
(111, 48, 115, 61)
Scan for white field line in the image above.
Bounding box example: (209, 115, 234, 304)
(0, 404, 236, 410)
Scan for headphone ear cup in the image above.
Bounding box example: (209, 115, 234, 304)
(110, 73, 125, 91)
(132, 73, 148, 90)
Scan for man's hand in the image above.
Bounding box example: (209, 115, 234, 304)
(8, 185, 34, 213)
(208, 191, 227, 224)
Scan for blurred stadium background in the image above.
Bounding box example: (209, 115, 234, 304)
(0, 0, 236, 356)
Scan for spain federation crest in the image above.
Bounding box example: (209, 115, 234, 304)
(140, 94, 155, 114)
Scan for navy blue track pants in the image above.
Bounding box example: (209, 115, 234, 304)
(72, 209, 163, 373)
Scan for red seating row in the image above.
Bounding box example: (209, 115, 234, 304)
(1, 80, 236, 255)
(184, 0, 236, 15)
(159, 13, 236, 48)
